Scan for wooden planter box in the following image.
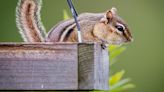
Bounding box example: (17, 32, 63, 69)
(0, 43, 109, 91)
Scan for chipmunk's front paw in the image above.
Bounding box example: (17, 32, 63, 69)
(101, 44, 107, 49)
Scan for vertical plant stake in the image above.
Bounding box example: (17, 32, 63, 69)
(67, 0, 82, 43)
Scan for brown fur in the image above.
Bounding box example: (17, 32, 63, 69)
(16, 0, 133, 45)
(25, 2, 42, 42)
(16, 0, 45, 42)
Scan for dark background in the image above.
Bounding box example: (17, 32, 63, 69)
(0, 0, 164, 92)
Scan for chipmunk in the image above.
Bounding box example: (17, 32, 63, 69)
(16, 0, 133, 46)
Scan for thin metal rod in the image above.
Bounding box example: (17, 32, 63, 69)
(67, 0, 78, 17)
(67, 0, 82, 43)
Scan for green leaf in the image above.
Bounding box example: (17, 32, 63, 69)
(108, 45, 119, 52)
(111, 83, 135, 92)
(109, 45, 126, 66)
(117, 83, 136, 91)
(110, 78, 131, 91)
(110, 70, 125, 85)
(63, 9, 70, 20)
(109, 45, 126, 60)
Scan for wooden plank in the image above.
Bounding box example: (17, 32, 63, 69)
(78, 43, 109, 90)
(0, 43, 78, 90)
(0, 43, 109, 90)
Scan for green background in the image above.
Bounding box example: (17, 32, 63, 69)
(0, 0, 164, 92)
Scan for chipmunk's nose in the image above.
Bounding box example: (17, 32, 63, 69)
(129, 37, 134, 42)
(123, 29, 133, 42)
(126, 36, 133, 42)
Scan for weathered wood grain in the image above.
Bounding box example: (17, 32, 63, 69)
(78, 43, 109, 90)
(0, 43, 109, 90)
(0, 43, 78, 90)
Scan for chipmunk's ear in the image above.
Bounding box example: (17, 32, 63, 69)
(106, 7, 118, 20)
(101, 7, 118, 24)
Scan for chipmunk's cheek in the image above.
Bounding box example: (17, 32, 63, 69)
(93, 23, 109, 40)
(106, 34, 117, 44)
(106, 32, 125, 45)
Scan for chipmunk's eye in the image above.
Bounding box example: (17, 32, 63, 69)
(116, 25, 124, 32)
(115, 23, 125, 32)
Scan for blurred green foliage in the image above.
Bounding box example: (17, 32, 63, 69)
(91, 45, 135, 92)
(109, 45, 126, 66)
(63, 9, 70, 20)
(108, 45, 135, 92)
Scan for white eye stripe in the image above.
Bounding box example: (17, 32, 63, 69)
(116, 22, 125, 30)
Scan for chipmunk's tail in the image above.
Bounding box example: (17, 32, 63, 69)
(16, 0, 46, 42)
